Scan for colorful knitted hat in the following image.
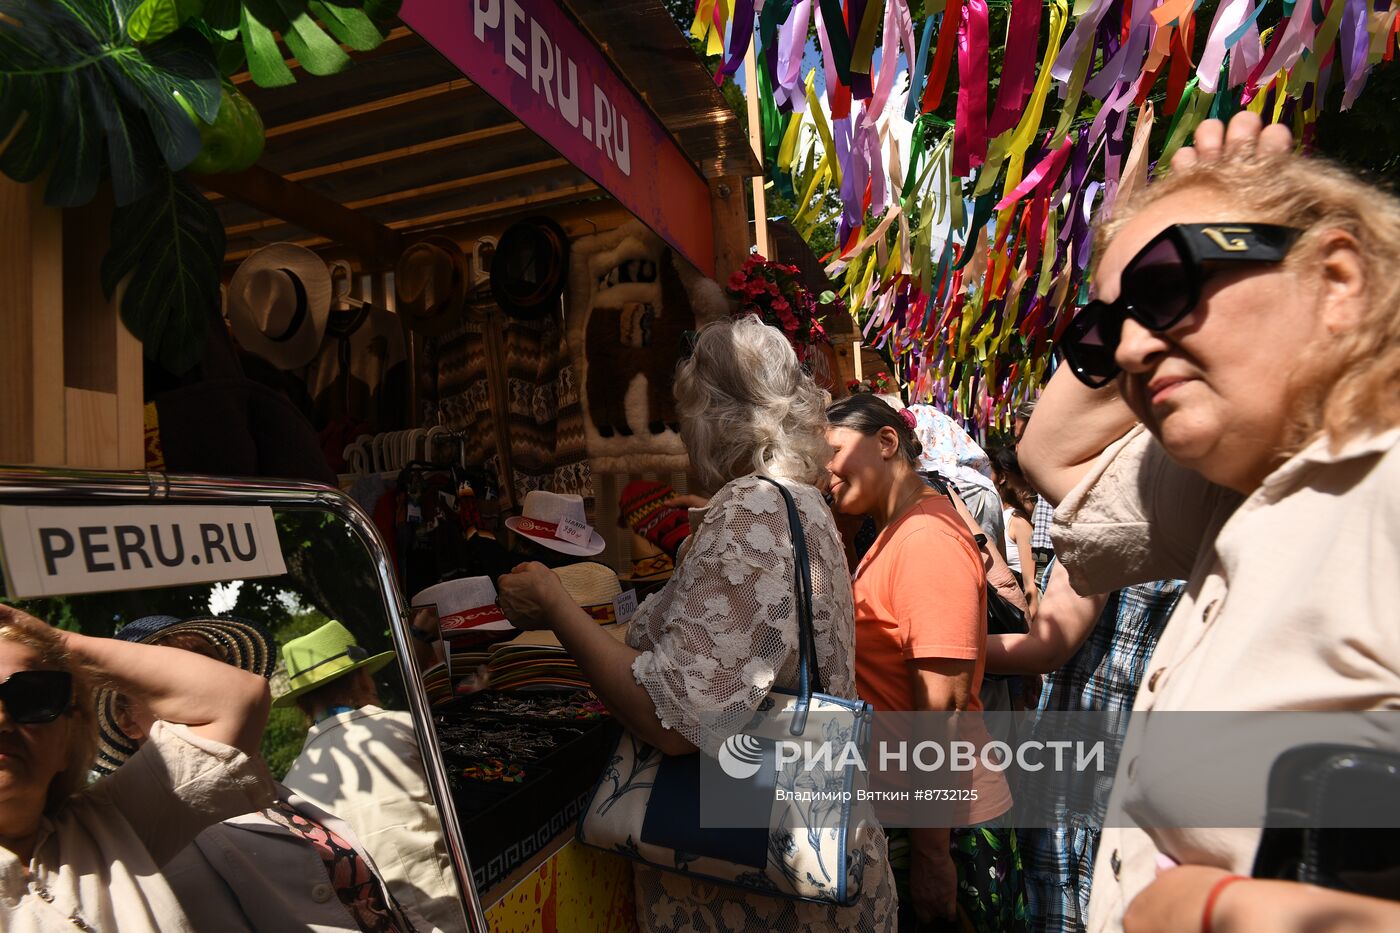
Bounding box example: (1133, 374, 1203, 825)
(617, 480, 690, 558)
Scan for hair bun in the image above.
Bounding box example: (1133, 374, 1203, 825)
(898, 408, 917, 431)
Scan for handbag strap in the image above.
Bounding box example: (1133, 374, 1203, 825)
(756, 477, 825, 699)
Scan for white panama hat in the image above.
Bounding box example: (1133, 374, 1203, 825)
(412, 576, 516, 644)
(504, 490, 606, 557)
(227, 243, 332, 370)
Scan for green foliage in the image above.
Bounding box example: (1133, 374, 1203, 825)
(1315, 58, 1400, 181)
(199, 0, 388, 88)
(101, 171, 223, 373)
(129, 0, 206, 44)
(0, 2, 220, 207)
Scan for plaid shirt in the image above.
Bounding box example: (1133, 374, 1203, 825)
(1021, 568, 1185, 933)
(1031, 495, 1056, 552)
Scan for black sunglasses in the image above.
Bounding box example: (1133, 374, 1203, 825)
(1059, 223, 1303, 388)
(0, 670, 74, 725)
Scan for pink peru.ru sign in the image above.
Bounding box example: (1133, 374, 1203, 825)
(401, 0, 717, 275)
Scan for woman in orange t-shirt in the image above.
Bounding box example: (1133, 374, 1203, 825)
(826, 394, 1025, 933)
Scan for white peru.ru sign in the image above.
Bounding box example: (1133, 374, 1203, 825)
(0, 505, 288, 598)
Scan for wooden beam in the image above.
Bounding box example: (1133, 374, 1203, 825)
(222, 182, 600, 264)
(205, 123, 531, 204)
(230, 26, 419, 85)
(396, 183, 598, 230)
(221, 158, 572, 239)
(201, 166, 403, 268)
(225, 199, 633, 273)
(264, 78, 475, 141)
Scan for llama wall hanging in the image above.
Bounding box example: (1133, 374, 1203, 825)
(566, 221, 727, 474)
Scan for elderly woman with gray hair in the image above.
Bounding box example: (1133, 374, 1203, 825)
(496, 315, 897, 932)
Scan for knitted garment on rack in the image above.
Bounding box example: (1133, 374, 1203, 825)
(435, 314, 590, 503)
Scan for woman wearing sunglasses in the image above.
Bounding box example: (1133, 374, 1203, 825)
(1021, 113, 1400, 933)
(0, 605, 272, 931)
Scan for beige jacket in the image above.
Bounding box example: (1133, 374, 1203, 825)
(0, 721, 271, 933)
(1051, 425, 1400, 933)
(283, 706, 464, 932)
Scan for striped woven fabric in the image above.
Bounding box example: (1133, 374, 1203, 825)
(618, 480, 690, 557)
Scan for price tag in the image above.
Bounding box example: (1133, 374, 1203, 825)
(612, 587, 639, 624)
(556, 517, 591, 547)
(406, 502, 422, 523)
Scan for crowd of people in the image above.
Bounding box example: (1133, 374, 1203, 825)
(2, 114, 1398, 933)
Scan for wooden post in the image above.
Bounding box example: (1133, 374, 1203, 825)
(0, 177, 65, 465)
(0, 178, 145, 469)
(709, 175, 750, 284)
(743, 41, 770, 259)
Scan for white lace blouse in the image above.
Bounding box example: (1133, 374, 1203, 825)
(626, 474, 897, 933)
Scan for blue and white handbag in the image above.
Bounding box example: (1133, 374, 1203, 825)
(576, 478, 878, 906)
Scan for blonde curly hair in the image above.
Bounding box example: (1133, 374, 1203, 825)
(1096, 151, 1400, 452)
(674, 315, 832, 490)
(0, 606, 98, 811)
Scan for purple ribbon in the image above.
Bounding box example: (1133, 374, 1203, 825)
(1053, 0, 1117, 84)
(717, 0, 758, 81)
(1340, 0, 1371, 108)
(774, 0, 812, 110)
(1085, 8, 1151, 100)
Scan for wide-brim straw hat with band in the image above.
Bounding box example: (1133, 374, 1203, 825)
(272, 619, 395, 709)
(503, 490, 606, 556)
(228, 243, 333, 370)
(553, 561, 623, 623)
(412, 576, 516, 645)
(395, 235, 468, 337)
(95, 614, 277, 775)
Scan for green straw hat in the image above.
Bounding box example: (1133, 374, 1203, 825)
(272, 620, 395, 709)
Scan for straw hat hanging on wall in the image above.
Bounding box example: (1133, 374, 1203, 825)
(395, 235, 469, 336)
(227, 243, 333, 370)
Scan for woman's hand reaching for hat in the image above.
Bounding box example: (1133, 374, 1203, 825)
(497, 563, 571, 631)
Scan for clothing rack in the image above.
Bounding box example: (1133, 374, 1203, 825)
(340, 424, 469, 481)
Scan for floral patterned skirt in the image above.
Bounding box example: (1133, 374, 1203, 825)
(887, 825, 1029, 933)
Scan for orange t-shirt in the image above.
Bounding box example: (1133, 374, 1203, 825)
(853, 494, 1012, 823)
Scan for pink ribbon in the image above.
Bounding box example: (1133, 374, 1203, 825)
(816, 4, 852, 119)
(866, 0, 918, 124)
(952, 0, 989, 176)
(987, 0, 1042, 136)
(995, 135, 1074, 210)
(1196, 0, 1254, 93)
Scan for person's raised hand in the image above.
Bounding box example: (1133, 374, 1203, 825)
(1170, 112, 1294, 172)
(496, 562, 569, 631)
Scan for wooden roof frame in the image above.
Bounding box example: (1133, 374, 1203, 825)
(210, 4, 758, 273)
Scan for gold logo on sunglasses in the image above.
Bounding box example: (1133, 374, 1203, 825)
(1200, 227, 1253, 251)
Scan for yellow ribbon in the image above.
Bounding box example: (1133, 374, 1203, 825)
(1001, 0, 1068, 193)
(851, 0, 887, 75)
(806, 77, 842, 187)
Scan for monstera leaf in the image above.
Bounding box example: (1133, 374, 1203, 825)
(0, 0, 220, 207)
(199, 0, 390, 87)
(101, 171, 224, 374)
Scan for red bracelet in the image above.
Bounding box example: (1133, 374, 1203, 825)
(1201, 874, 1249, 933)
